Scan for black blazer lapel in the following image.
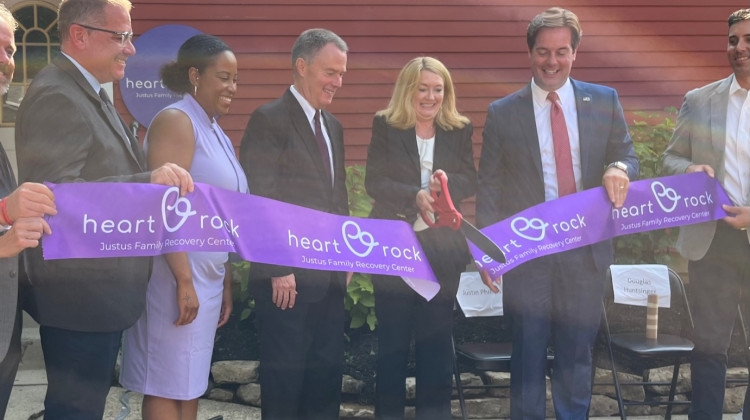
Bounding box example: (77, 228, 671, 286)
(398, 127, 421, 175)
(433, 127, 450, 172)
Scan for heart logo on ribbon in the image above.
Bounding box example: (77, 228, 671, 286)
(161, 186, 197, 233)
(651, 181, 681, 213)
(341, 221, 380, 257)
(510, 217, 549, 242)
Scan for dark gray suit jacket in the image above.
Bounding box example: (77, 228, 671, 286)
(477, 79, 638, 271)
(0, 145, 17, 361)
(15, 54, 152, 332)
(240, 88, 349, 303)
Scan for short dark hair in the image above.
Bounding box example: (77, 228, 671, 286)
(527, 7, 582, 51)
(728, 9, 750, 27)
(58, 0, 132, 42)
(160, 34, 233, 94)
(291, 28, 347, 70)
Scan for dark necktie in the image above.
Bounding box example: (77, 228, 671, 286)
(547, 91, 576, 197)
(313, 110, 332, 184)
(100, 88, 139, 158)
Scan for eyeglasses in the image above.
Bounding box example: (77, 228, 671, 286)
(74, 23, 134, 47)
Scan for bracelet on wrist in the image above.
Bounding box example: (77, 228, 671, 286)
(1, 197, 12, 226)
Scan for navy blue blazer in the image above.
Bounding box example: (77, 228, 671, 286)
(477, 79, 638, 270)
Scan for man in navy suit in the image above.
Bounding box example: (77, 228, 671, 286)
(476, 7, 638, 419)
(239, 28, 349, 419)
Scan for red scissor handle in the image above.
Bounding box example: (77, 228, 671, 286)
(421, 172, 462, 231)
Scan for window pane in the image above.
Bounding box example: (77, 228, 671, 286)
(25, 45, 52, 79)
(11, 48, 23, 83)
(12, 7, 33, 29)
(37, 6, 57, 30)
(26, 29, 48, 43)
(4, 4, 59, 125)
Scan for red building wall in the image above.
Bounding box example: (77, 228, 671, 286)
(124, 0, 746, 167)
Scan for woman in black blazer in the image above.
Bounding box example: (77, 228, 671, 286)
(365, 56, 477, 420)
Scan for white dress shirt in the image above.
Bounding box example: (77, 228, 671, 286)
(531, 78, 582, 201)
(723, 74, 750, 207)
(289, 85, 335, 179)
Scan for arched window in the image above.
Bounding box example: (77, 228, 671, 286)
(3, 3, 59, 125)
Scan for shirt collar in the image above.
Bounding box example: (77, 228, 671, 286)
(531, 77, 574, 106)
(290, 84, 318, 123)
(183, 93, 216, 127)
(61, 51, 101, 95)
(729, 73, 748, 96)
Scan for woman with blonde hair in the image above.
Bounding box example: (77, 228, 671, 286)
(365, 56, 477, 419)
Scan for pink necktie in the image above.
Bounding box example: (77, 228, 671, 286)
(547, 91, 576, 197)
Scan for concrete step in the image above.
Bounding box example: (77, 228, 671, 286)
(19, 312, 44, 372)
(13, 368, 46, 386)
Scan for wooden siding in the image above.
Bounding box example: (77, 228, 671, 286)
(124, 0, 746, 168)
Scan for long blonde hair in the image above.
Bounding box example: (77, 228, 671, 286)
(376, 56, 469, 131)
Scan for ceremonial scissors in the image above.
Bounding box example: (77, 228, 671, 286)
(420, 173, 506, 263)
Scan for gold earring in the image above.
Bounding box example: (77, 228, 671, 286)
(194, 84, 197, 96)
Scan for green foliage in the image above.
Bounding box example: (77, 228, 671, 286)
(344, 165, 378, 331)
(614, 108, 680, 264)
(345, 272, 377, 330)
(346, 164, 372, 218)
(231, 260, 254, 320)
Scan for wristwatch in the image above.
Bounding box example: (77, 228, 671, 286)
(607, 161, 628, 174)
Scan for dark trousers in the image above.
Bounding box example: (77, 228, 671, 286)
(688, 222, 750, 420)
(373, 270, 458, 420)
(39, 325, 121, 420)
(256, 281, 345, 420)
(503, 246, 606, 420)
(0, 307, 21, 417)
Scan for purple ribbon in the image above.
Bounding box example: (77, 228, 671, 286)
(42, 173, 730, 300)
(42, 183, 441, 300)
(472, 172, 732, 280)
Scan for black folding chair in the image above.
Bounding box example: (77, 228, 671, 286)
(452, 314, 553, 420)
(600, 266, 694, 419)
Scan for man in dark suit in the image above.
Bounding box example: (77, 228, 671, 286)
(0, 4, 57, 417)
(661, 9, 750, 419)
(476, 8, 638, 419)
(239, 28, 349, 419)
(14, 0, 192, 418)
